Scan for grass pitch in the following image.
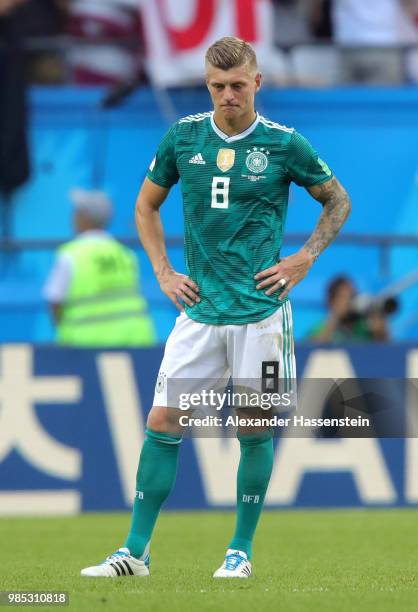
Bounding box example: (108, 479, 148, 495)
(0, 510, 417, 611)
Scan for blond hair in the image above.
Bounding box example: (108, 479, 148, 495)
(205, 37, 258, 72)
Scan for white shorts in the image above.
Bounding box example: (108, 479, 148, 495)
(153, 302, 296, 409)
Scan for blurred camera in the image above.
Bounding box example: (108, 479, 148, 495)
(342, 294, 399, 325)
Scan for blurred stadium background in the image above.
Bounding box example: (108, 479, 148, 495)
(1, 1, 418, 599)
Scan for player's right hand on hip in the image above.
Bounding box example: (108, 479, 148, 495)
(158, 270, 200, 311)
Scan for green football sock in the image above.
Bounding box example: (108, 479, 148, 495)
(228, 430, 274, 560)
(125, 427, 182, 558)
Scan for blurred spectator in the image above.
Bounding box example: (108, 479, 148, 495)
(331, 0, 418, 83)
(272, 0, 332, 45)
(311, 0, 332, 40)
(274, 0, 339, 86)
(308, 275, 390, 343)
(43, 189, 157, 347)
(0, 0, 26, 15)
(332, 0, 418, 44)
(272, 0, 314, 46)
(17, 0, 67, 37)
(17, 0, 68, 84)
(67, 0, 143, 85)
(403, 0, 418, 82)
(0, 0, 30, 226)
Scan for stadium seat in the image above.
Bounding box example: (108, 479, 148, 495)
(289, 45, 342, 86)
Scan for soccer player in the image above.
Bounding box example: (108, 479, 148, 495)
(81, 36, 351, 579)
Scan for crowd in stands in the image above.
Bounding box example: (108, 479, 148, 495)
(1, 0, 418, 85)
(0, 0, 142, 84)
(272, 0, 418, 84)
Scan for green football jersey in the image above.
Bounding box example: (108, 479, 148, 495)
(147, 111, 332, 325)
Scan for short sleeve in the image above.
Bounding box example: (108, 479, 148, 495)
(286, 131, 333, 187)
(147, 124, 179, 188)
(43, 253, 73, 302)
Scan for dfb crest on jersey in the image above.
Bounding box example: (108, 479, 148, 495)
(217, 148, 235, 173)
(156, 371, 167, 393)
(245, 147, 269, 174)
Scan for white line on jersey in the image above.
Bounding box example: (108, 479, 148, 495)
(259, 116, 294, 133)
(189, 153, 206, 165)
(179, 112, 212, 124)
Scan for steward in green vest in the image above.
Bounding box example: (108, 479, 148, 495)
(44, 189, 156, 347)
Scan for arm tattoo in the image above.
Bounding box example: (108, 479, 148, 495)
(304, 177, 351, 261)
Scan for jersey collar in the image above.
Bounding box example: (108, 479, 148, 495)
(78, 229, 111, 240)
(210, 111, 260, 143)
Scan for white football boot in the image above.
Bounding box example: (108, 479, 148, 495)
(213, 549, 252, 578)
(81, 545, 150, 577)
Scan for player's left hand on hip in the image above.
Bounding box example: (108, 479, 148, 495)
(254, 249, 313, 299)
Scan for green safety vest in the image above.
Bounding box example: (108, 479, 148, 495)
(56, 237, 156, 347)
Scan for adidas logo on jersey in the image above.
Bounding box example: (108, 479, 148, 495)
(189, 153, 206, 165)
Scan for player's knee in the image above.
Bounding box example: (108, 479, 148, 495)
(147, 405, 183, 436)
(146, 407, 166, 432)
